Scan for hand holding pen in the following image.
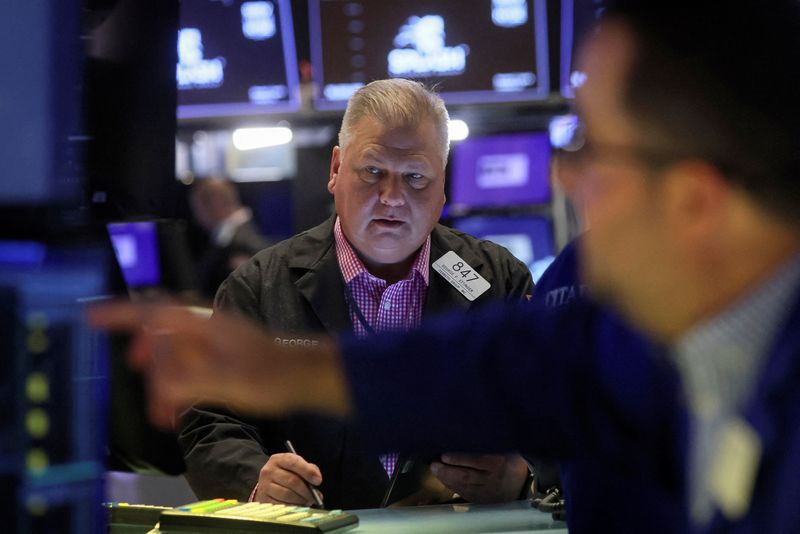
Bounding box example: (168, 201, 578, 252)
(253, 441, 325, 508)
(284, 440, 325, 508)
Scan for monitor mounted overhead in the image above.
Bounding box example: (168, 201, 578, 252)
(309, 0, 550, 109)
(560, 0, 605, 98)
(0, 1, 83, 206)
(177, 0, 300, 118)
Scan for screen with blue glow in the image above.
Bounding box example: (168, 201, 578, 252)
(560, 0, 605, 98)
(309, 0, 549, 109)
(177, 0, 299, 118)
(0, 240, 110, 532)
(450, 131, 551, 209)
(107, 222, 161, 289)
(453, 216, 555, 282)
(0, 1, 82, 205)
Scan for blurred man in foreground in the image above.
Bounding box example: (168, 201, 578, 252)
(92, 1, 800, 532)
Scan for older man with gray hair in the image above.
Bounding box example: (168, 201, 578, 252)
(178, 79, 535, 509)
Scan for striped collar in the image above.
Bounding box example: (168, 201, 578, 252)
(673, 252, 800, 416)
(212, 207, 252, 247)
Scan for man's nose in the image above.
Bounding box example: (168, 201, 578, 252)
(379, 176, 405, 207)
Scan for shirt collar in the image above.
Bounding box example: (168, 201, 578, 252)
(212, 207, 251, 247)
(333, 216, 431, 286)
(672, 252, 800, 417)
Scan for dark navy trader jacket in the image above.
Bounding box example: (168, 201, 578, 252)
(178, 215, 533, 510)
(344, 241, 800, 533)
(531, 238, 689, 532)
(532, 238, 587, 309)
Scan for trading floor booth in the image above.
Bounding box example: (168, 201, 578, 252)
(6, 0, 582, 532)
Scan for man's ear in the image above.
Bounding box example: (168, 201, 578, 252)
(661, 160, 731, 248)
(328, 146, 341, 194)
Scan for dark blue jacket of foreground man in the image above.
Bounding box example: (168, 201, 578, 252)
(341, 240, 800, 533)
(530, 239, 686, 532)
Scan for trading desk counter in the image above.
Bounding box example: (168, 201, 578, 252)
(351, 501, 568, 533)
(107, 500, 568, 533)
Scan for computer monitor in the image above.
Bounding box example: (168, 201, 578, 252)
(177, 0, 300, 118)
(104, 221, 197, 476)
(107, 220, 198, 297)
(0, 240, 110, 533)
(560, 0, 605, 98)
(309, 0, 549, 109)
(107, 222, 162, 290)
(449, 131, 552, 210)
(0, 1, 82, 206)
(453, 215, 555, 282)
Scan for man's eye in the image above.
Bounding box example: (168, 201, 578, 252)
(406, 173, 428, 187)
(365, 166, 381, 175)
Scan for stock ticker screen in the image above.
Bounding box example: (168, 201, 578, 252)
(177, 0, 299, 118)
(310, 0, 550, 108)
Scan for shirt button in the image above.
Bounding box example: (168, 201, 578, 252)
(382, 302, 392, 310)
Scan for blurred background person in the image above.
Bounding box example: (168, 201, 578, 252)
(189, 177, 273, 299)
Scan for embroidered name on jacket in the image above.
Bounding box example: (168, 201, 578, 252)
(274, 337, 320, 347)
(544, 284, 588, 308)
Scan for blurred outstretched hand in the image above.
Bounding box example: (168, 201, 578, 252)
(88, 302, 350, 428)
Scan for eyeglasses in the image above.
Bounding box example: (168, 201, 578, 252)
(551, 115, 757, 189)
(553, 116, 684, 171)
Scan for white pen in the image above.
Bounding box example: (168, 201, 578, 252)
(284, 439, 325, 508)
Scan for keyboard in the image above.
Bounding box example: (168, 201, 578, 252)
(106, 503, 172, 533)
(107, 500, 359, 533)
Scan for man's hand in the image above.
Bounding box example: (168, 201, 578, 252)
(254, 453, 323, 506)
(88, 302, 351, 427)
(430, 452, 530, 503)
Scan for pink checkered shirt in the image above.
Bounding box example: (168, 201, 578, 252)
(334, 217, 431, 477)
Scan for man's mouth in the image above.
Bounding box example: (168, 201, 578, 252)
(372, 218, 405, 228)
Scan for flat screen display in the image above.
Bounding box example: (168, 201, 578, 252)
(309, 0, 549, 109)
(177, 0, 300, 118)
(449, 131, 551, 209)
(560, 0, 605, 98)
(453, 215, 555, 282)
(0, 1, 82, 205)
(107, 222, 161, 289)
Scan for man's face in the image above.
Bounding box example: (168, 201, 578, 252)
(328, 116, 446, 272)
(190, 193, 215, 231)
(567, 22, 678, 334)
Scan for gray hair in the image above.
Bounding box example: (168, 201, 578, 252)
(338, 79, 450, 164)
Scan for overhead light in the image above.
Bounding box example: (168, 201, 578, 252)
(232, 126, 293, 150)
(448, 119, 469, 142)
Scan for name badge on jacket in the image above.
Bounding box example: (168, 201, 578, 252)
(432, 251, 491, 301)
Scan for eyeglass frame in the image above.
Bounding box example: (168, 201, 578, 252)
(553, 116, 741, 180)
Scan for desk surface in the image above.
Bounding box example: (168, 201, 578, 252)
(107, 498, 567, 534)
(349, 501, 568, 533)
